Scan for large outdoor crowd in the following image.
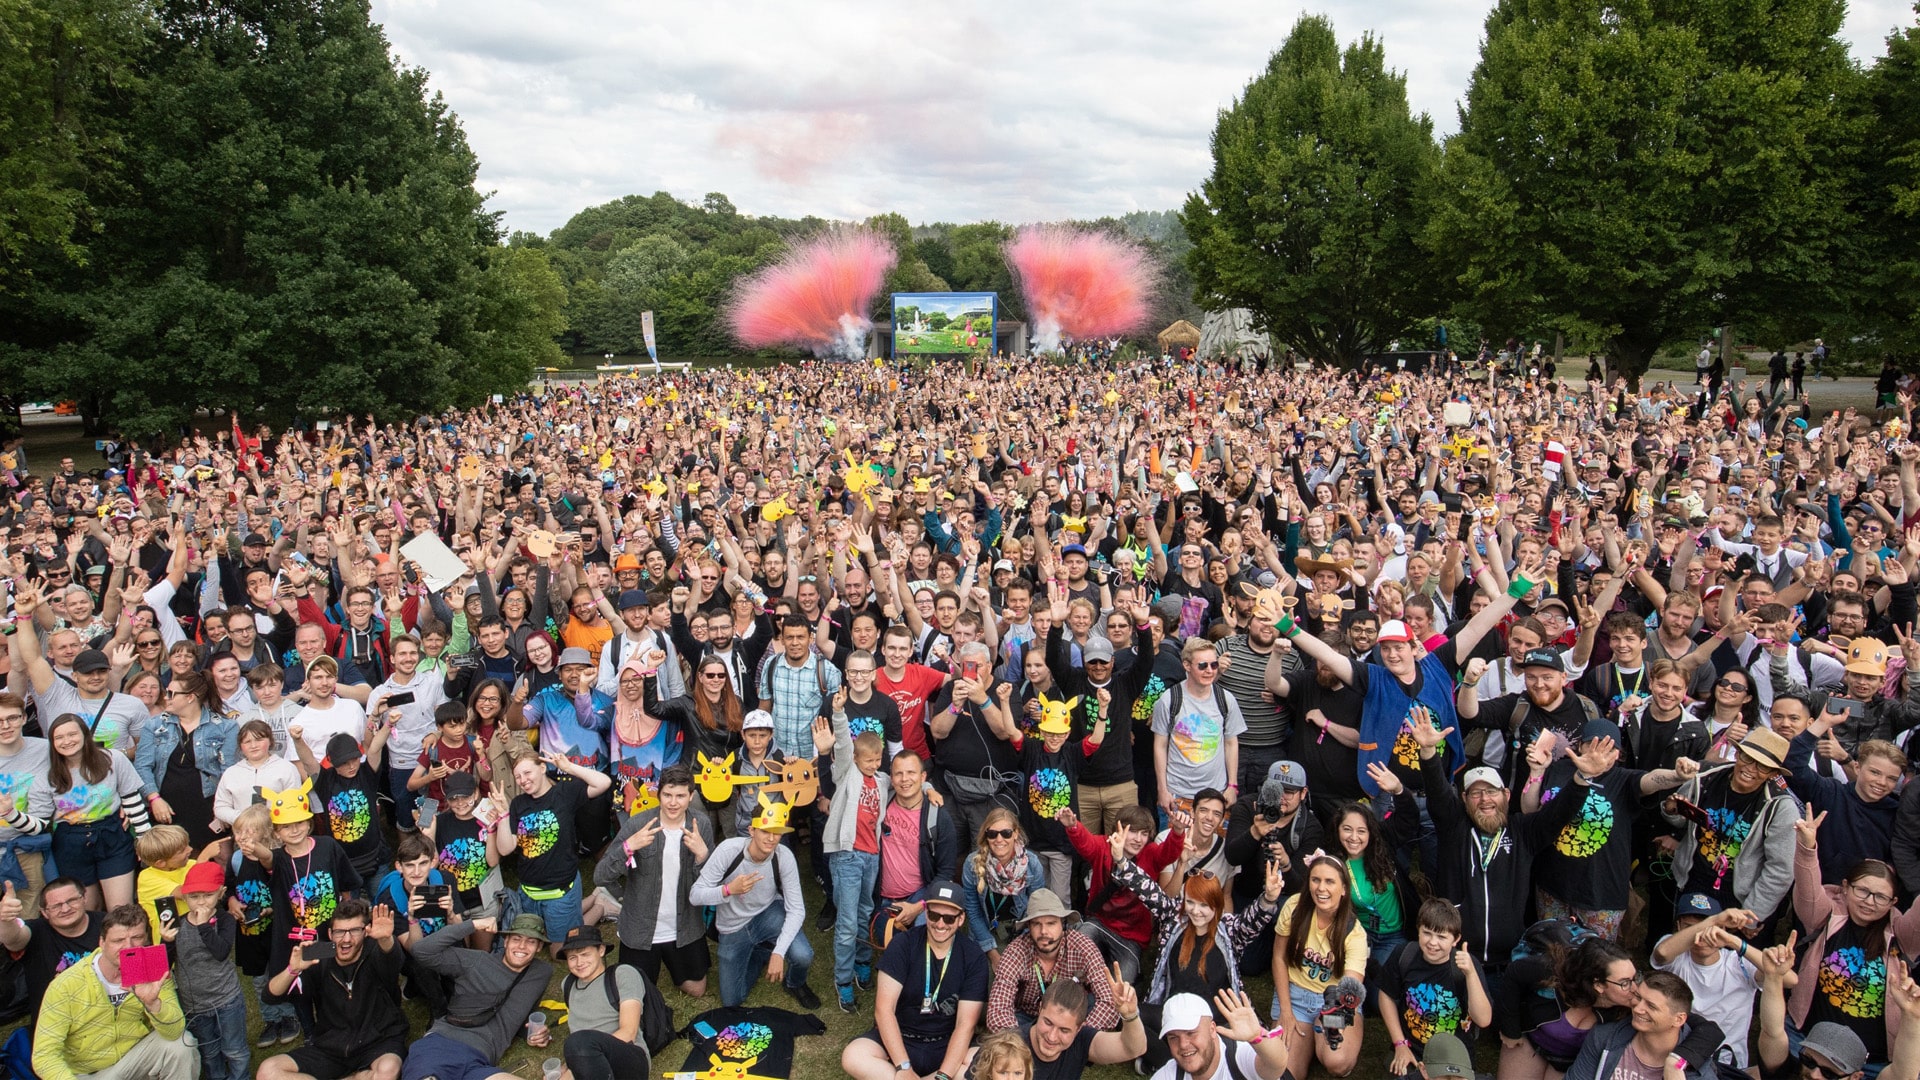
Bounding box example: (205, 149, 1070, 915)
(1, 352, 1917, 1080)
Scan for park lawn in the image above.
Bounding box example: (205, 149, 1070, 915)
(895, 328, 986, 355)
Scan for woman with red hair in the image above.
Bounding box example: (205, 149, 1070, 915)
(1103, 822, 1283, 1073)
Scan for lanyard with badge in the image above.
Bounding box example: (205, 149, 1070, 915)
(923, 941, 952, 1014)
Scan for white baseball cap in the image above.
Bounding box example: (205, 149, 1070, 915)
(1462, 767, 1506, 792)
(1159, 993, 1212, 1037)
(743, 709, 774, 731)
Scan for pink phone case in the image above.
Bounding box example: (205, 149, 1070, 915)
(119, 945, 170, 985)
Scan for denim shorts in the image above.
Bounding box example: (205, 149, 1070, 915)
(1290, 983, 1323, 1025)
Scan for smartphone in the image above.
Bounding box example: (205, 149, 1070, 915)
(288, 551, 311, 570)
(1668, 797, 1713, 829)
(154, 896, 178, 927)
(1826, 697, 1867, 720)
(385, 691, 416, 708)
(960, 660, 981, 683)
(303, 940, 337, 962)
(415, 884, 450, 905)
(119, 945, 170, 985)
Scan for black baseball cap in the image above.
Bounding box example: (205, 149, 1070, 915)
(71, 649, 110, 674)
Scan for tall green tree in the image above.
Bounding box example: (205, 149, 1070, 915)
(1428, 0, 1858, 381)
(1182, 15, 1439, 367)
(4, 0, 556, 434)
(1851, 5, 1920, 356)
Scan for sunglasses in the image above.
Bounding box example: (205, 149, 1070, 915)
(924, 909, 961, 925)
(1190, 660, 1219, 670)
(1716, 678, 1751, 691)
(983, 828, 1017, 840)
(1799, 1053, 1843, 1079)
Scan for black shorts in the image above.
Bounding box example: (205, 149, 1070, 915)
(619, 937, 710, 986)
(287, 1034, 409, 1079)
(856, 1028, 949, 1076)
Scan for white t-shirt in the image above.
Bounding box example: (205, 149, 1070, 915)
(1652, 935, 1758, 1069)
(655, 825, 682, 943)
(290, 698, 367, 764)
(1149, 1038, 1272, 1080)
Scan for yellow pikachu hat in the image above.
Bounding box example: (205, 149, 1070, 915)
(264, 779, 314, 825)
(750, 793, 794, 835)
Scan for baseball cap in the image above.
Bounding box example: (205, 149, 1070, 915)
(1376, 619, 1415, 644)
(1061, 543, 1088, 558)
(743, 709, 774, 731)
(1462, 766, 1505, 792)
(1675, 892, 1723, 920)
(1801, 1022, 1869, 1075)
(177, 861, 226, 896)
(1517, 648, 1564, 671)
(442, 771, 478, 799)
(1534, 596, 1570, 614)
(557, 647, 594, 669)
(1081, 636, 1115, 663)
(325, 733, 362, 766)
(1158, 993, 1213, 1037)
(992, 559, 1014, 574)
(616, 589, 650, 612)
(1422, 1033, 1474, 1078)
(1579, 719, 1622, 745)
(71, 649, 110, 674)
(242, 532, 270, 547)
(1267, 760, 1308, 791)
(924, 880, 964, 913)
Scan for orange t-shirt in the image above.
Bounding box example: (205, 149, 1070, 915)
(561, 620, 614, 666)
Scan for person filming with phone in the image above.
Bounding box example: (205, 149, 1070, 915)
(33, 902, 196, 1080)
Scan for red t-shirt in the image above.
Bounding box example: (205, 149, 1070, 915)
(417, 736, 481, 802)
(853, 775, 880, 855)
(876, 664, 947, 758)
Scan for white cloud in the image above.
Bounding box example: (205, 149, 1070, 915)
(369, 0, 1920, 236)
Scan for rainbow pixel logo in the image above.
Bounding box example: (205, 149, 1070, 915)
(438, 837, 490, 891)
(234, 879, 273, 933)
(1696, 808, 1753, 866)
(1818, 947, 1887, 1018)
(328, 789, 371, 843)
(1551, 787, 1615, 857)
(1392, 724, 1421, 768)
(1402, 982, 1464, 1042)
(714, 1022, 773, 1060)
(517, 809, 560, 858)
(1028, 769, 1072, 818)
(289, 871, 338, 929)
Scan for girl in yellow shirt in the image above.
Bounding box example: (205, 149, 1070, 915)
(1274, 853, 1368, 1079)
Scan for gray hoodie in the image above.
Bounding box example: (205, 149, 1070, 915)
(1665, 762, 1801, 920)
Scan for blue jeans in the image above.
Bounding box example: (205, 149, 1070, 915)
(187, 996, 251, 1080)
(254, 971, 295, 1025)
(387, 760, 420, 830)
(512, 875, 583, 943)
(716, 900, 813, 1007)
(829, 850, 879, 987)
(1365, 930, 1407, 1015)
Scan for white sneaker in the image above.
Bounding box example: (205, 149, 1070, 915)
(592, 886, 621, 922)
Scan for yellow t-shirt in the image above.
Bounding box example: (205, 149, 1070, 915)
(1276, 894, 1368, 994)
(137, 861, 195, 939)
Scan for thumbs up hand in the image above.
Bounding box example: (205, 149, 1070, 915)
(0, 881, 23, 922)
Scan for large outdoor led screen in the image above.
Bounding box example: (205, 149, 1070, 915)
(891, 292, 997, 357)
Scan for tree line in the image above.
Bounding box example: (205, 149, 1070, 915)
(1183, 2, 1920, 380)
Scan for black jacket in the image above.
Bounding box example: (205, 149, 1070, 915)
(1421, 751, 1586, 966)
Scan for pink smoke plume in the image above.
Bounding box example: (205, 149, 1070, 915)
(728, 229, 897, 359)
(1005, 226, 1154, 353)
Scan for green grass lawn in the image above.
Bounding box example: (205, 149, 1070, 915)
(894, 328, 988, 356)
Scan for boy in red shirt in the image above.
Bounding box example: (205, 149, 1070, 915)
(1058, 803, 1182, 983)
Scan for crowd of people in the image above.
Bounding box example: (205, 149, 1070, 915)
(1, 352, 1919, 1080)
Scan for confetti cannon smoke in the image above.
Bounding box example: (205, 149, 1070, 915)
(728, 229, 897, 359)
(1005, 225, 1154, 354)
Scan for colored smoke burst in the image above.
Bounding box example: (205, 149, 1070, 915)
(727, 229, 896, 359)
(1005, 225, 1154, 353)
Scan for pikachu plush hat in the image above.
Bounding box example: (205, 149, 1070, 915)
(264, 778, 314, 825)
(750, 794, 794, 835)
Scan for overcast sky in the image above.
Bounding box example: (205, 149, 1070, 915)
(371, 0, 1919, 237)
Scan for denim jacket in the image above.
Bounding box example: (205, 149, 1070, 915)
(134, 713, 240, 799)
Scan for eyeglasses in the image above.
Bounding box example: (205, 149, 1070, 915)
(1190, 660, 1219, 670)
(983, 828, 1016, 840)
(846, 668, 876, 676)
(0, 715, 23, 727)
(329, 925, 366, 938)
(1600, 973, 1641, 991)
(1848, 884, 1896, 906)
(924, 909, 961, 925)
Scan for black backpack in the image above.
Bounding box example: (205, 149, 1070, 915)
(564, 967, 676, 1056)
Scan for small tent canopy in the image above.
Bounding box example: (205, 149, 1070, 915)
(1157, 319, 1201, 352)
